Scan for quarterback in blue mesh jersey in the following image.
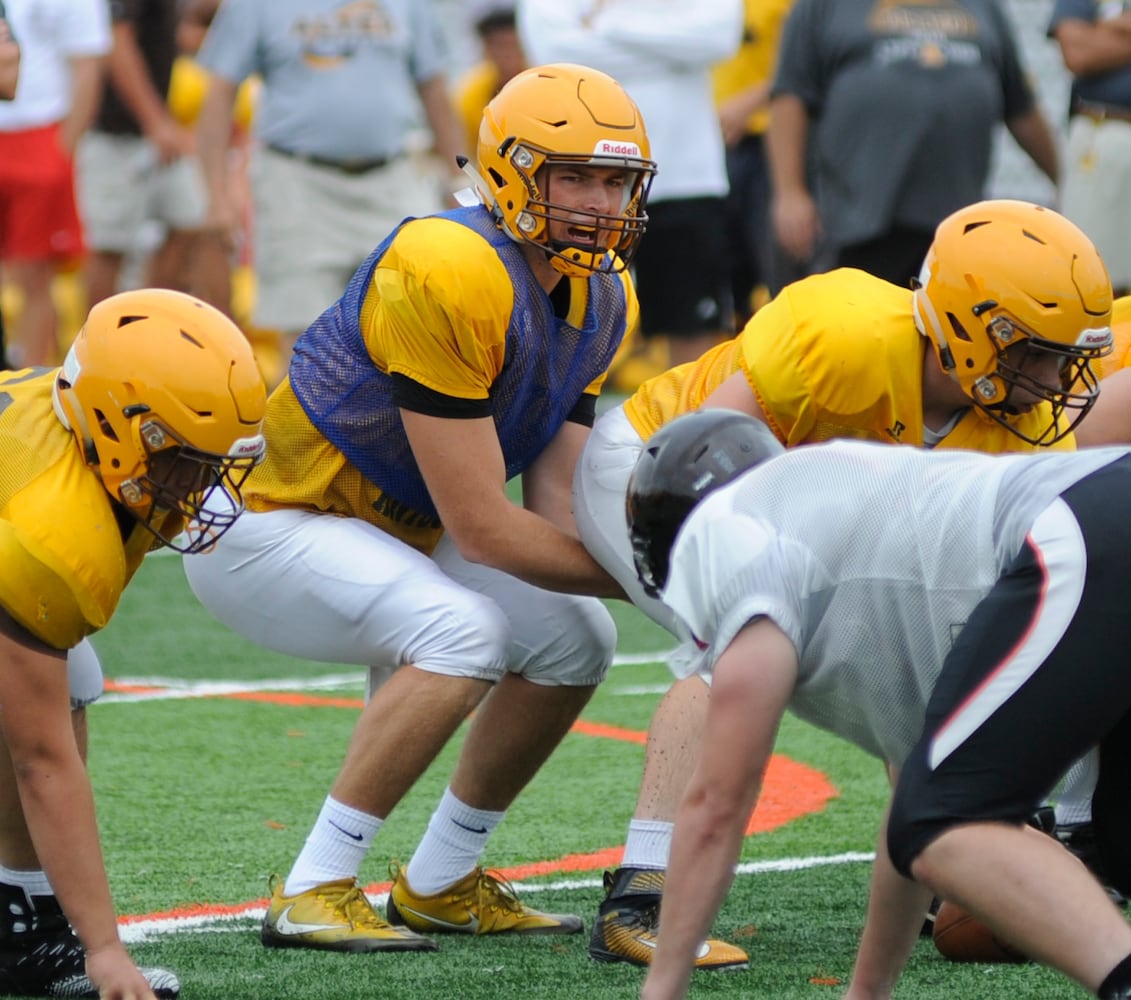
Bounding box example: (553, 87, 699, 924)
(185, 63, 657, 952)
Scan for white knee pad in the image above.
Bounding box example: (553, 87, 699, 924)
(67, 639, 104, 710)
(512, 595, 616, 687)
(405, 585, 513, 683)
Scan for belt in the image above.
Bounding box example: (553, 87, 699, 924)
(1073, 101, 1131, 125)
(265, 143, 393, 175)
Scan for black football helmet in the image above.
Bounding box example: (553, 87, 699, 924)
(626, 409, 784, 598)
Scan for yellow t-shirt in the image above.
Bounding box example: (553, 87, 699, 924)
(248, 217, 636, 553)
(625, 268, 1073, 453)
(0, 370, 168, 649)
(712, 0, 796, 136)
(453, 60, 501, 159)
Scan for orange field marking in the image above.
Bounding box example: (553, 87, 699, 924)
(105, 679, 838, 922)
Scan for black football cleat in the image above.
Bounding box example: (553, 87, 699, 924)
(0, 882, 180, 998)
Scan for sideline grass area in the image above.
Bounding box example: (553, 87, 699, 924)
(54, 555, 1094, 999)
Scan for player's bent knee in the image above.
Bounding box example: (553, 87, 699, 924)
(518, 596, 616, 686)
(409, 590, 512, 683)
(67, 639, 105, 710)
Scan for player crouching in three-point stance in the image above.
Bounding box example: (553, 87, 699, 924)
(0, 289, 266, 1000)
(629, 409, 1131, 1000)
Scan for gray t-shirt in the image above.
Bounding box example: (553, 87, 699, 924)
(772, 0, 1034, 247)
(197, 0, 448, 161)
(1049, 0, 1131, 110)
(662, 441, 1130, 764)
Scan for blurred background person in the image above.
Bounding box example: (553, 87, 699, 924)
(1049, 0, 1131, 297)
(0, 0, 20, 370)
(518, 0, 743, 388)
(0, 0, 109, 368)
(77, 0, 230, 314)
(767, 0, 1059, 291)
(452, 2, 526, 156)
(194, 0, 464, 387)
(712, 0, 795, 327)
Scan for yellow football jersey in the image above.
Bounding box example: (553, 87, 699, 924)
(625, 269, 1073, 453)
(0, 369, 169, 649)
(1093, 294, 1131, 381)
(248, 215, 636, 554)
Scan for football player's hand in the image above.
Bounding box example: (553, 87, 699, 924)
(87, 943, 158, 1000)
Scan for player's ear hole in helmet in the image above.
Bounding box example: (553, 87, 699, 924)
(467, 62, 657, 279)
(912, 199, 1113, 446)
(52, 288, 267, 554)
(626, 410, 785, 598)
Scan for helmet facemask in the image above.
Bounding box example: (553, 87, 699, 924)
(499, 143, 654, 277)
(120, 418, 264, 554)
(971, 315, 1110, 445)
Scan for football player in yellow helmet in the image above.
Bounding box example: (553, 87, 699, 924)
(912, 199, 1113, 446)
(183, 62, 656, 954)
(573, 199, 1115, 972)
(0, 288, 265, 1000)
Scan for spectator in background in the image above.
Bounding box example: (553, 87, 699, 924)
(519, 0, 744, 386)
(768, 0, 1060, 290)
(0, 1, 17, 100)
(194, 0, 465, 381)
(77, 0, 230, 314)
(712, 0, 794, 326)
(0, 1, 20, 371)
(1050, 0, 1131, 297)
(452, 2, 526, 157)
(0, 0, 109, 368)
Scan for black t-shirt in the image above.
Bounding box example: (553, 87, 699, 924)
(95, 0, 180, 136)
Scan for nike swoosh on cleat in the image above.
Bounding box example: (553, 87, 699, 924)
(328, 820, 364, 841)
(273, 905, 344, 936)
(397, 903, 478, 932)
(451, 819, 488, 834)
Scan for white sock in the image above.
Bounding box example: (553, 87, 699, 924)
(404, 788, 503, 895)
(284, 797, 382, 896)
(621, 819, 673, 870)
(0, 864, 52, 897)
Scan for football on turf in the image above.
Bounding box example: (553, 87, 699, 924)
(932, 899, 1029, 963)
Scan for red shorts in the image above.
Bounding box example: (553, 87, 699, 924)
(0, 122, 84, 262)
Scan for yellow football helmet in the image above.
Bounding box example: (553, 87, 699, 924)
(913, 199, 1113, 445)
(52, 289, 267, 553)
(474, 62, 656, 278)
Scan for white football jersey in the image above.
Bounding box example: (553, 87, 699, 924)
(662, 441, 1131, 763)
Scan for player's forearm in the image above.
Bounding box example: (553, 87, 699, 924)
(844, 821, 933, 1000)
(644, 796, 747, 1000)
(455, 505, 625, 598)
(17, 751, 121, 956)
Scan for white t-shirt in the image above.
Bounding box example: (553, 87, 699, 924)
(517, 0, 743, 203)
(0, 0, 111, 131)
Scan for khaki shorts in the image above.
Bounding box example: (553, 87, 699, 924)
(250, 147, 445, 334)
(1060, 115, 1131, 290)
(76, 131, 207, 252)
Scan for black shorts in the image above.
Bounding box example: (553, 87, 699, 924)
(632, 197, 735, 339)
(888, 455, 1131, 893)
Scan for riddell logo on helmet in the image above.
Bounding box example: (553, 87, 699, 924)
(1079, 328, 1113, 347)
(594, 140, 641, 157)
